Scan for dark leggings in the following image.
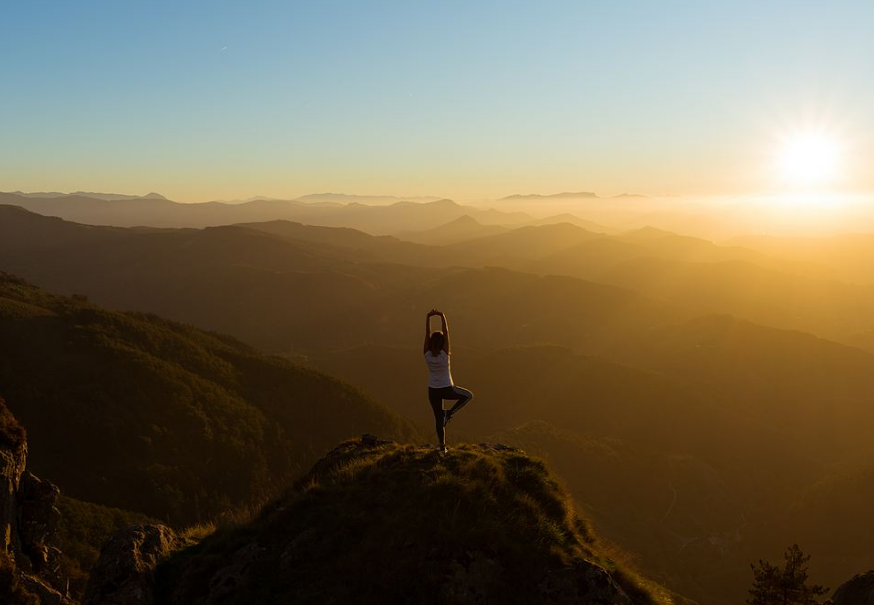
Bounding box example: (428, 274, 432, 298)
(428, 385, 473, 446)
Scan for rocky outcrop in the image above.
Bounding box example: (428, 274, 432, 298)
(19, 573, 69, 605)
(831, 570, 874, 605)
(82, 524, 178, 605)
(1, 405, 27, 556)
(0, 397, 73, 604)
(538, 561, 633, 605)
(18, 471, 63, 576)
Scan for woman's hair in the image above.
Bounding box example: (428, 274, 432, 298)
(428, 331, 445, 354)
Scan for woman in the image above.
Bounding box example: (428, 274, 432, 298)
(424, 309, 473, 454)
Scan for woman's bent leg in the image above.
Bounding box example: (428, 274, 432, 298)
(446, 385, 473, 415)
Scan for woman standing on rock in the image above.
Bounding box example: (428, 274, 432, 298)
(424, 309, 473, 454)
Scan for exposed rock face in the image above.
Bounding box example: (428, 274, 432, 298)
(831, 570, 874, 605)
(0, 397, 72, 604)
(538, 562, 633, 605)
(82, 524, 178, 605)
(0, 413, 27, 556)
(19, 573, 69, 605)
(18, 471, 62, 575)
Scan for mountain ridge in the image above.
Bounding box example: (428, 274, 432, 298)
(501, 191, 599, 200)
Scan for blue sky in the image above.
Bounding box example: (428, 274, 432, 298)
(2, 0, 872, 201)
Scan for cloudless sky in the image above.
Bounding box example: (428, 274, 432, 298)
(2, 0, 873, 201)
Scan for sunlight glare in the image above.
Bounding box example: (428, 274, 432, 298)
(776, 130, 842, 188)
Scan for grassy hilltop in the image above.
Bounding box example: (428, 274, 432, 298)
(155, 438, 697, 605)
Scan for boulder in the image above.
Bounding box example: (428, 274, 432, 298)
(831, 570, 874, 605)
(17, 471, 62, 574)
(83, 524, 178, 605)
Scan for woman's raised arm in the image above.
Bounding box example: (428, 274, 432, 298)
(438, 311, 450, 354)
(424, 309, 438, 354)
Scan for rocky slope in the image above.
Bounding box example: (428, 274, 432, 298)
(86, 436, 696, 605)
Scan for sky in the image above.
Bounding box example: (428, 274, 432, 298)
(2, 0, 873, 202)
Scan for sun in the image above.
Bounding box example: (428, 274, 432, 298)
(776, 130, 842, 188)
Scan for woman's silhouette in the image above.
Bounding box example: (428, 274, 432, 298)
(424, 309, 473, 454)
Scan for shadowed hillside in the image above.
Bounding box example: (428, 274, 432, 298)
(146, 437, 696, 605)
(0, 273, 416, 523)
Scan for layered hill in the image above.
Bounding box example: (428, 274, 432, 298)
(0, 191, 532, 232)
(0, 205, 684, 354)
(0, 273, 415, 523)
(449, 224, 874, 342)
(394, 214, 509, 245)
(125, 437, 696, 605)
(731, 232, 874, 285)
(6, 204, 874, 351)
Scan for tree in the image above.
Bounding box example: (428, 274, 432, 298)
(747, 544, 829, 605)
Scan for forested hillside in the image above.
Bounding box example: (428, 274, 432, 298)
(0, 273, 415, 523)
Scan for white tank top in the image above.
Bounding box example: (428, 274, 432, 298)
(425, 350, 453, 388)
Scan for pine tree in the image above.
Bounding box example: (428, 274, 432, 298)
(747, 544, 829, 605)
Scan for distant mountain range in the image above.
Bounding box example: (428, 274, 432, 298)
(294, 192, 444, 204)
(0, 191, 533, 233)
(502, 191, 599, 200)
(395, 213, 614, 245)
(10, 190, 167, 201)
(500, 191, 647, 200)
